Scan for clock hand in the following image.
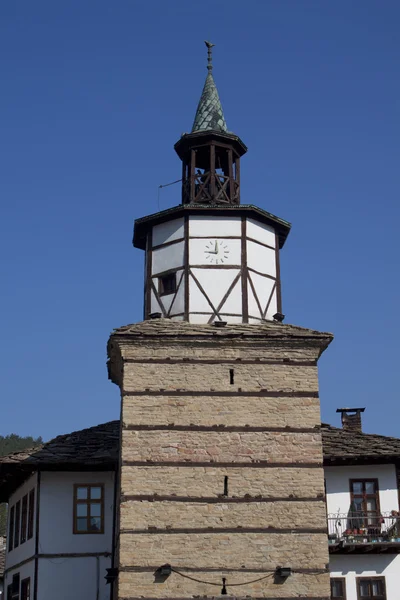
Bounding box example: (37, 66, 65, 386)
(214, 241, 218, 253)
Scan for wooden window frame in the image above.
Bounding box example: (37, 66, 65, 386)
(8, 505, 15, 552)
(73, 483, 105, 535)
(21, 577, 30, 600)
(350, 478, 380, 511)
(14, 500, 21, 549)
(331, 577, 346, 599)
(159, 272, 177, 297)
(356, 576, 386, 599)
(20, 494, 28, 544)
(350, 479, 380, 519)
(11, 573, 20, 600)
(27, 488, 35, 540)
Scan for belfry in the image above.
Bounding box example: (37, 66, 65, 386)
(108, 43, 333, 600)
(134, 42, 291, 325)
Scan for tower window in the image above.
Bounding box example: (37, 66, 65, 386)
(159, 272, 177, 296)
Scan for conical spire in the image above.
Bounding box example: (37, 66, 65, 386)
(191, 42, 228, 134)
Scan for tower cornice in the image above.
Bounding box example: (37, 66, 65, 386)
(133, 204, 291, 251)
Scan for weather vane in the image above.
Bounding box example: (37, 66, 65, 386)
(204, 40, 215, 71)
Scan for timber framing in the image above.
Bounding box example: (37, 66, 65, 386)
(120, 495, 325, 503)
(122, 424, 320, 432)
(120, 527, 328, 535)
(120, 566, 329, 574)
(143, 212, 283, 322)
(122, 390, 320, 397)
(121, 461, 324, 468)
(120, 597, 331, 600)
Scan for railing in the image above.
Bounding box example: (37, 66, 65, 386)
(328, 512, 400, 546)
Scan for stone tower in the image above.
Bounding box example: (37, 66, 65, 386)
(108, 43, 333, 600)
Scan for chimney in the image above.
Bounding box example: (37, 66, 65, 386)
(336, 408, 365, 433)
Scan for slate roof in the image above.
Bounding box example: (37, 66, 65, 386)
(192, 71, 227, 133)
(109, 318, 333, 341)
(0, 420, 119, 469)
(1, 419, 400, 475)
(322, 423, 400, 464)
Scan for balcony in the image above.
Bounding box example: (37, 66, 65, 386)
(328, 511, 400, 553)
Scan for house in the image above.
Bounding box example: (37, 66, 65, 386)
(1, 410, 399, 599)
(0, 422, 118, 600)
(322, 409, 400, 600)
(0, 537, 5, 597)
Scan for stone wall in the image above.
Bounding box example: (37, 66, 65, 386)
(108, 320, 333, 600)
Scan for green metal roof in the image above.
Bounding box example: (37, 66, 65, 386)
(191, 42, 227, 134)
(191, 71, 227, 133)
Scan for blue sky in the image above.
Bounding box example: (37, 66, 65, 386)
(1, 1, 399, 441)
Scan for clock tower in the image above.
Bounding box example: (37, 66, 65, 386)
(108, 43, 332, 600)
(134, 42, 290, 324)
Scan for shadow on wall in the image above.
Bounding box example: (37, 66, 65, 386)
(332, 554, 397, 575)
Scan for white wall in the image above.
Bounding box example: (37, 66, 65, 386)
(38, 555, 111, 600)
(6, 473, 37, 571)
(188, 215, 241, 237)
(4, 561, 35, 600)
(246, 218, 276, 247)
(39, 471, 114, 554)
(189, 237, 241, 266)
(330, 554, 400, 600)
(147, 214, 280, 323)
(325, 464, 399, 517)
(4, 471, 114, 600)
(152, 218, 184, 247)
(152, 241, 184, 274)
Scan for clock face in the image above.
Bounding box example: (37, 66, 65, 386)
(204, 240, 230, 264)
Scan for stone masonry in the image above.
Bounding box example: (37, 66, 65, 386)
(107, 319, 333, 600)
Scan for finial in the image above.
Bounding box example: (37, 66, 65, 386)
(204, 40, 215, 71)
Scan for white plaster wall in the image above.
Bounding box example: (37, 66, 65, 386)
(189, 238, 241, 266)
(38, 555, 111, 600)
(218, 314, 243, 323)
(169, 276, 185, 315)
(330, 554, 400, 600)
(186, 312, 210, 324)
(4, 561, 35, 599)
(189, 215, 241, 237)
(151, 289, 163, 314)
(152, 218, 184, 247)
(151, 279, 185, 318)
(152, 241, 184, 274)
(189, 268, 242, 321)
(247, 274, 277, 321)
(6, 473, 37, 570)
(325, 465, 399, 517)
(39, 471, 114, 554)
(246, 218, 276, 248)
(247, 240, 276, 277)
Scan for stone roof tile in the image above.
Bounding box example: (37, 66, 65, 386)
(321, 423, 400, 463)
(1, 420, 400, 476)
(109, 318, 333, 340)
(0, 420, 119, 468)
